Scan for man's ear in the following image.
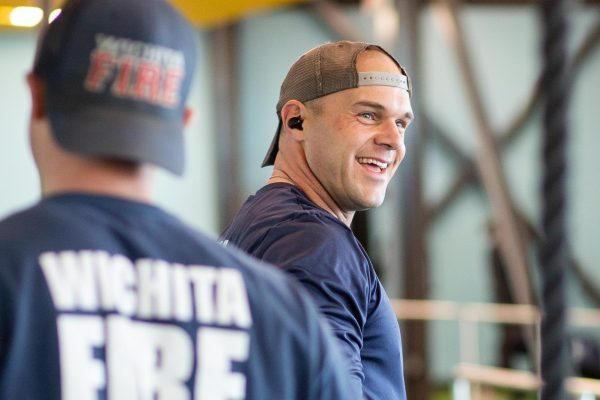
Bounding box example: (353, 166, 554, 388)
(183, 107, 194, 127)
(27, 73, 46, 120)
(280, 100, 306, 141)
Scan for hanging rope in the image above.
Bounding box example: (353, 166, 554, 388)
(539, 0, 572, 398)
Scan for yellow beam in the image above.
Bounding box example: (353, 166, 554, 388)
(0, 0, 61, 6)
(0, 0, 307, 28)
(169, 0, 307, 27)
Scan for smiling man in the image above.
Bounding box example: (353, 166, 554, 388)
(220, 41, 413, 399)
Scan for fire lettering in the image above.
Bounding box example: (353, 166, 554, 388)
(83, 35, 185, 109)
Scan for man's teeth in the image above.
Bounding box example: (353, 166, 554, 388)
(358, 157, 388, 169)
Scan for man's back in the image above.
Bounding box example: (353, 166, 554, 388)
(0, 193, 356, 400)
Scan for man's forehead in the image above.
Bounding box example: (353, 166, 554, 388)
(356, 50, 401, 74)
(315, 84, 413, 118)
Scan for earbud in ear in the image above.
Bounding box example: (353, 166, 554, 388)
(287, 117, 304, 130)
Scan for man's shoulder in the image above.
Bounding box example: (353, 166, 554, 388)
(0, 201, 53, 241)
(234, 184, 348, 236)
(0, 194, 168, 245)
(225, 205, 351, 260)
(0, 195, 225, 274)
(222, 185, 363, 267)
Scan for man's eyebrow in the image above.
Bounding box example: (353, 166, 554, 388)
(353, 100, 414, 121)
(352, 100, 385, 110)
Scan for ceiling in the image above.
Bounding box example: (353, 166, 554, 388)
(0, 0, 598, 29)
(171, 0, 307, 27)
(0, 0, 310, 28)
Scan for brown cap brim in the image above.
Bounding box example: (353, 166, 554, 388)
(261, 118, 282, 167)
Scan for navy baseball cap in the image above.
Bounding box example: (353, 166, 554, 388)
(33, 0, 198, 175)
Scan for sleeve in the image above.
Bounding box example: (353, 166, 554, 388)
(257, 217, 370, 393)
(302, 293, 364, 400)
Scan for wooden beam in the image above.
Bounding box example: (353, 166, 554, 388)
(427, 15, 600, 222)
(425, 116, 479, 223)
(455, 363, 600, 395)
(423, 16, 600, 309)
(432, 0, 538, 367)
(310, 0, 364, 41)
(455, 363, 542, 392)
(391, 299, 459, 320)
(210, 25, 243, 230)
(395, 0, 431, 398)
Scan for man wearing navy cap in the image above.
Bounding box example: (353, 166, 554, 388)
(221, 41, 414, 399)
(0, 1, 358, 399)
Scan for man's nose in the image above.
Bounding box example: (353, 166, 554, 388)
(374, 119, 403, 150)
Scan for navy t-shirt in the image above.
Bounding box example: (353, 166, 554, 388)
(0, 193, 358, 400)
(221, 183, 406, 400)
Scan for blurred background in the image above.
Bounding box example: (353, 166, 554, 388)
(1, 0, 599, 398)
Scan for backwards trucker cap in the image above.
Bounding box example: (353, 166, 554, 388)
(33, 0, 197, 175)
(262, 40, 411, 167)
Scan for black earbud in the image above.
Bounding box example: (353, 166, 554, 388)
(287, 117, 304, 130)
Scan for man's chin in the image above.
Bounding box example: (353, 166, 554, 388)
(359, 195, 386, 210)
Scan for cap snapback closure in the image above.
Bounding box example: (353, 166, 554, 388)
(357, 72, 409, 92)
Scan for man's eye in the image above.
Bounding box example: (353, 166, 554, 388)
(396, 120, 407, 129)
(359, 112, 375, 120)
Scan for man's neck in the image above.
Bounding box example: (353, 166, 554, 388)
(41, 159, 154, 203)
(269, 165, 354, 227)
